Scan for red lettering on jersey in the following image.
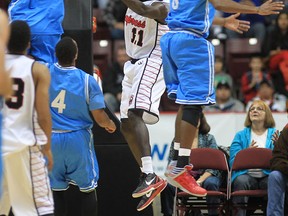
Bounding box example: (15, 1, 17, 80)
(125, 15, 146, 28)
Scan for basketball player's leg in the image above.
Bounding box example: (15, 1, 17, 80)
(1, 147, 54, 216)
(53, 191, 67, 216)
(50, 133, 70, 215)
(64, 130, 99, 215)
(120, 58, 166, 210)
(81, 189, 98, 216)
(120, 60, 143, 166)
(162, 33, 214, 196)
(0, 168, 11, 216)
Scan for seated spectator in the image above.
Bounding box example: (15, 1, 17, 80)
(265, 12, 288, 97)
(246, 80, 287, 112)
(103, 0, 127, 40)
(204, 80, 244, 112)
(267, 124, 288, 216)
(214, 55, 233, 89)
(161, 113, 222, 216)
(224, 0, 266, 44)
(102, 45, 129, 112)
(230, 100, 277, 216)
(241, 55, 270, 104)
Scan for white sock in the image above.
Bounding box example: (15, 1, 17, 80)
(178, 148, 191, 156)
(141, 156, 153, 174)
(174, 142, 180, 150)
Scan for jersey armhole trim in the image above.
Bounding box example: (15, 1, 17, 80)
(85, 74, 89, 105)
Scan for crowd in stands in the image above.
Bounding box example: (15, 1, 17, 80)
(92, 1, 288, 113)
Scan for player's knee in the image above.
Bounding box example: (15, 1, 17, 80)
(120, 118, 130, 133)
(182, 105, 202, 127)
(127, 109, 144, 120)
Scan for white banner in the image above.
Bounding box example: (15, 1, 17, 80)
(148, 112, 287, 177)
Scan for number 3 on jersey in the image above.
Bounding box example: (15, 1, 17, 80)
(51, 90, 66, 113)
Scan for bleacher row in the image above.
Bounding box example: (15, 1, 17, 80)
(92, 8, 262, 96)
(175, 147, 272, 215)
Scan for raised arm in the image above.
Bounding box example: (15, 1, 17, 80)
(209, 0, 284, 15)
(213, 13, 250, 34)
(32, 62, 53, 170)
(121, 0, 168, 23)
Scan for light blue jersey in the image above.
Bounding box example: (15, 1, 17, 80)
(49, 63, 105, 131)
(8, 0, 64, 35)
(166, 0, 215, 38)
(49, 63, 104, 192)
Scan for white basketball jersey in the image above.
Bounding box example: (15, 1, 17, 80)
(124, 0, 169, 59)
(2, 54, 36, 155)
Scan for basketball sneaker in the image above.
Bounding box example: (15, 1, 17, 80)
(132, 173, 165, 198)
(166, 165, 207, 197)
(137, 180, 167, 211)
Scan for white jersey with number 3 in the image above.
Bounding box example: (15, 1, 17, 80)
(124, 0, 169, 59)
(2, 54, 37, 155)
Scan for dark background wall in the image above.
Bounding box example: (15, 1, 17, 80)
(63, 1, 154, 215)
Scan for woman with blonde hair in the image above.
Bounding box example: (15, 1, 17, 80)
(230, 100, 277, 216)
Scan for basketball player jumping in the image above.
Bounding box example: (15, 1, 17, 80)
(160, 0, 284, 198)
(120, 0, 254, 211)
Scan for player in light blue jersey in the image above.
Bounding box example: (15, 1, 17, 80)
(49, 37, 116, 216)
(160, 0, 284, 205)
(0, 10, 11, 197)
(8, 0, 64, 63)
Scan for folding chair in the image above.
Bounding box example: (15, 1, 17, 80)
(229, 148, 273, 215)
(176, 148, 230, 216)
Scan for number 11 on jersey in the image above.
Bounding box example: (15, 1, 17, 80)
(51, 90, 66, 113)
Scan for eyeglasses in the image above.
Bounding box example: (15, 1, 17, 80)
(249, 106, 265, 112)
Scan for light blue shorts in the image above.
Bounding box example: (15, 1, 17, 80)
(29, 34, 61, 64)
(50, 129, 99, 192)
(160, 31, 215, 105)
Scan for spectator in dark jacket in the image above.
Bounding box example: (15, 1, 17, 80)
(102, 45, 130, 112)
(103, 0, 127, 39)
(267, 124, 288, 216)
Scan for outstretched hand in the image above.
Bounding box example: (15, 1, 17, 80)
(249, 139, 258, 148)
(224, 13, 250, 34)
(258, 0, 284, 15)
(272, 130, 280, 145)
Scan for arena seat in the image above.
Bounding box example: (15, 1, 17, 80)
(229, 148, 272, 215)
(176, 148, 230, 216)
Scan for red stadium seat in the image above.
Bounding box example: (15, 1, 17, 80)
(229, 148, 272, 215)
(176, 148, 230, 216)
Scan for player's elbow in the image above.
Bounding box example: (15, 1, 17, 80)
(136, 5, 150, 16)
(210, 0, 223, 11)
